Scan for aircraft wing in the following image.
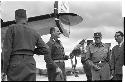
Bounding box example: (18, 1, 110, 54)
(1, 13, 83, 41)
(1, 13, 69, 41)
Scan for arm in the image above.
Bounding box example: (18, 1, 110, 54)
(81, 45, 87, 64)
(35, 35, 58, 68)
(74, 39, 85, 50)
(3, 27, 13, 74)
(110, 47, 115, 71)
(106, 49, 111, 63)
(85, 46, 94, 66)
(110, 47, 115, 77)
(70, 41, 85, 59)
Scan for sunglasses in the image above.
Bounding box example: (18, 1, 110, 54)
(114, 35, 121, 38)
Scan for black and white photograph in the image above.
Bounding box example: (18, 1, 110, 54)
(1, 0, 124, 81)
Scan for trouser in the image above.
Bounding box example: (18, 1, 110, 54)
(47, 62, 66, 81)
(83, 63, 92, 81)
(91, 63, 110, 81)
(112, 74, 122, 80)
(7, 54, 36, 81)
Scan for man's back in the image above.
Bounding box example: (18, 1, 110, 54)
(8, 23, 41, 53)
(2, 9, 55, 81)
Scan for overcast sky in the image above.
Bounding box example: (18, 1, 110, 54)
(1, 0, 124, 68)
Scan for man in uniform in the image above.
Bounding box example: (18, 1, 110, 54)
(76, 32, 110, 80)
(81, 40, 93, 81)
(110, 31, 124, 80)
(46, 27, 69, 81)
(2, 9, 59, 81)
(85, 32, 111, 80)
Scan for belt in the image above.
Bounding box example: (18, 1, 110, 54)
(11, 54, 33, 58)
(93, 61, 107, 67)
(13, 50, 33, 56)
(54, 60, 64, 63)
(94, 61, 106, 64)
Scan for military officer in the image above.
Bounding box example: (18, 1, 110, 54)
(110, 31, 124, 80)
(2, 9, 57, 81)
(46, 27, 69, 81)
(83, 32, 111, 80)
(85, 32, 111, 80)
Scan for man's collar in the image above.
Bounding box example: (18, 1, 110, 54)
(50, 37, 61, 44)
(119, 39, 124, 47)
(94, 42, 104, 47)
(50, 38, 57, 42)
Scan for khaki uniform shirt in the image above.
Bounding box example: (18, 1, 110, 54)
(85, 43, 110, 66)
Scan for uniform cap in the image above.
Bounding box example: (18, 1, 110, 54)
(15, 9, 27, 19)
(94, 32, 102, 38)
(87, 40, 93, 45)
(105, 43, 111, 48)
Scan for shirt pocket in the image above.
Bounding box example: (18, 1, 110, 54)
(54, 45, 61, 53)
(101, 48, 108, 54)
(90, 48, 98, 54)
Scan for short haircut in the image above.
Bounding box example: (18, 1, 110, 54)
(50, 27, 55, 34)
(116, 31, 124, 37)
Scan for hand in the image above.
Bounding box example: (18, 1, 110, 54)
(111, 70, 114, 78)
(110, 75, 113, 80)
(64, 55, 69, 60)
(93, 65, 101, 71)
(56, 67, 62, 74)
(1, 73, 6, 81)
(110, 70, 114, 80)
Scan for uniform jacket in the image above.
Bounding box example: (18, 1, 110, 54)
(85, 43, 110, 67)
(110, 42, 124, 74)
(46, 38, 66, 60)
(46, 38, 67, 81)
(46, 38, 66, 66)
(3, 23, 55, 73)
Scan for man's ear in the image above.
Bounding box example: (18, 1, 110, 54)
(51, 31, 55, 35)
(100, 37, 102, 40)
(51, 31, 55, 37)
